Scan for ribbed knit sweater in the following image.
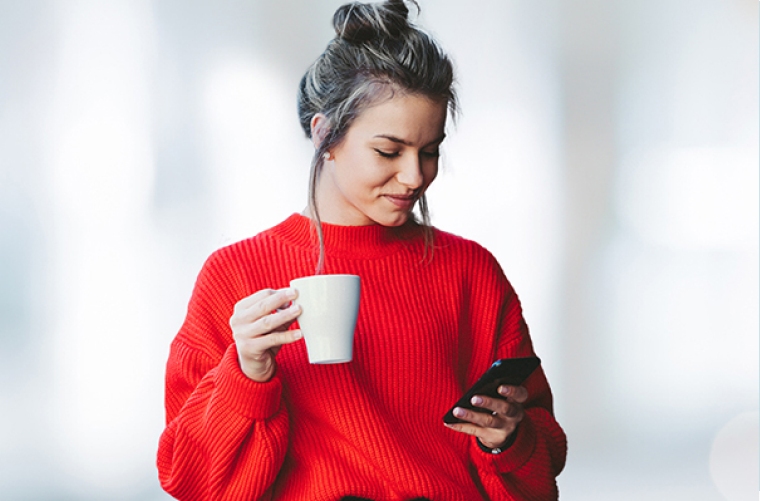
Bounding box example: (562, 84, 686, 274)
(157, 213, 567, 501)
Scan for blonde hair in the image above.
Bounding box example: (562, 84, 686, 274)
(297, 0, 457, 272)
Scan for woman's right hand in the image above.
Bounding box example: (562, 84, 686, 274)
(229, 288, 303, 382)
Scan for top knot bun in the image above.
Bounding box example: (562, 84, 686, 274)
(333, 0, 415, 43)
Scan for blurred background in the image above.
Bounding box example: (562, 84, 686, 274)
(0, 0, 757, 499)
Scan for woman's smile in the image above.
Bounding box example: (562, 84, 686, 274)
(383, 192, 417, 209)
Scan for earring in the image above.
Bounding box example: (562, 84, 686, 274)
(323, 152, 333, 161)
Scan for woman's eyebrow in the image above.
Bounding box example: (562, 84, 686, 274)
(373, 133, 446, 146)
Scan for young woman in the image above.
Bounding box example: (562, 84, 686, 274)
(157, 1, 567, 499)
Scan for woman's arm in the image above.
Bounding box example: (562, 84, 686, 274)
(156, 250, 296, 500)
(470, 292, 567, 501)
(158, 343, 289, 501)
(447, 244, 567, 500)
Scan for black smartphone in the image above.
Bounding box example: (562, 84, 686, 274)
(443, 356, 541, 424)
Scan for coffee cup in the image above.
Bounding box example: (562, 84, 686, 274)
(289, 274, 361, 364)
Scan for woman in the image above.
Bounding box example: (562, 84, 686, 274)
(157, 1, 567, 499)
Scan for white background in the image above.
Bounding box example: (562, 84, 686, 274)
(0, 0, 757, 499)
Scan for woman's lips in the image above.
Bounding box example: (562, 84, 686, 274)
(383, 194, 416, 209)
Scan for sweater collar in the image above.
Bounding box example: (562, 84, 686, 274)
(271, 213, 424, 260)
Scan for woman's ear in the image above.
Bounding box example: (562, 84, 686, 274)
(310, 113, 331, 150)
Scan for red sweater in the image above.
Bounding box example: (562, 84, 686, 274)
(158, 214, 566, 500)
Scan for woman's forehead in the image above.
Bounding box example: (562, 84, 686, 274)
(349, 92, 448, 140)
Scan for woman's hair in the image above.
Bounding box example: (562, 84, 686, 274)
(297, 0, 457, 272)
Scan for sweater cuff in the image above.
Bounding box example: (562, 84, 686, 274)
(213, 344, 283, 420)
(472, 412, 537, 473)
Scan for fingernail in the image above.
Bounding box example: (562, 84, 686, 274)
(500, 386, 510, 395)
(453, 407, 465, 418)
(471, 396, 483, 405)
(286, 288, 297, 299)
(293, 330, 302, 339)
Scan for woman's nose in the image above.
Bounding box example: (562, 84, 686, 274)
(396, 154, 424, 189)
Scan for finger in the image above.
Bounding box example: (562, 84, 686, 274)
(234, 317, 299, 343)
(498, 385, 529, 403)
(239, 328, 303, 354)
(256, 303, 302, 333)
(252, 288, 297, 318)
(462, 396, 525, 425)
(443, 420, 508, 447)
(470, 395, 512, 416)
(235, 303, 301, 339)
(471, 394, 524, 420)
(450, 406, 503, 430)
(502, 401, 524, 419)
(233, 288, 297, 325)
(238, 288, 297, 314)
(443, 421, 480, 437)
(235, 288, 277, 310)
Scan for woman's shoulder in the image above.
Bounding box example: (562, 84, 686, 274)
(189, 219, 298, 298)
(205, 231, 271, 266)
(432, 226, 498, 259)
(198, 217, 297, 275)
(212, 215, 302, 258)
(431, 226, 506, 275)
(432, 227, 520, 306)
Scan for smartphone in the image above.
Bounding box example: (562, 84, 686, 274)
(443, 356, 541, 424)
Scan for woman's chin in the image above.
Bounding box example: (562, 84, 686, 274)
(374, 211, 414, 227)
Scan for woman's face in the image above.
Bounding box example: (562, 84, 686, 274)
(315, 92, 448, 227)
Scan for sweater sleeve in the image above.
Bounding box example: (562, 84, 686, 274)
(470, 263, 567, 500)
(156, 250, 290, 501)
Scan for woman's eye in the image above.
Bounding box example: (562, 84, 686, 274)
(375, 149, 400, 158)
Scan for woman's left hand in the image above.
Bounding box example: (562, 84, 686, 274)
(444, 385, 529, 449)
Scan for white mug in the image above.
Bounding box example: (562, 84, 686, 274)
(289, 274, 361, 364)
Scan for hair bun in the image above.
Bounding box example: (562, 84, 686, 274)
(333, 0, 413, 43)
